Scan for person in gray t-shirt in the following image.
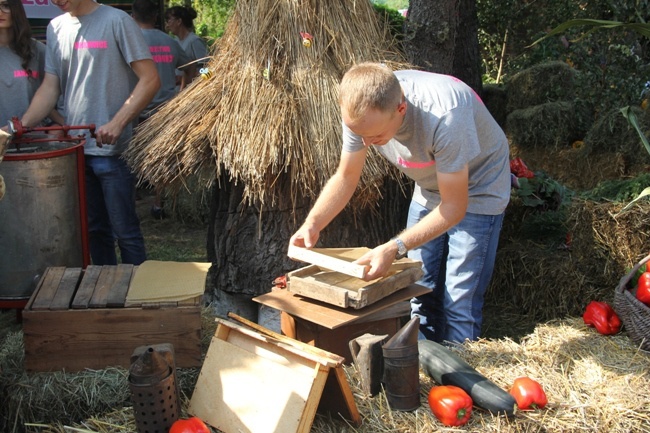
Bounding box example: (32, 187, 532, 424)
(19, 0, 160, 266)
(132, 0, 192, 117)
(0, 0, 64, 126)
(290, 62, 511, 344)
(164, 6, 208, 88)
(132, 0, 193, 219)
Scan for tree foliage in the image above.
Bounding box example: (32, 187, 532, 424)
(477, 0, 650, 116)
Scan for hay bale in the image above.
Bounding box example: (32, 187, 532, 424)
(482, 83, 508, 129)
(506, 101, 588, 149)
(506, 61, 576, 111)
(489, 196, 650, 323)
(584, 105, 650, 166)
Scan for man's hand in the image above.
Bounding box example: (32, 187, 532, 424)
(354, 240, 398, 281)
(95, 120, 123, 147)
(289, 223, 320, 249)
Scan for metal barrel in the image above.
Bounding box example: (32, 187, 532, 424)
(0, 139, 87, 300)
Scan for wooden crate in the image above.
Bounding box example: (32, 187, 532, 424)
(288, 264, 423, 309)
(22, 265, 202, 372)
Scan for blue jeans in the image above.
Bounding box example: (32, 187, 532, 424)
(408, 201, 504, 344)
(85, 155, 146, 265)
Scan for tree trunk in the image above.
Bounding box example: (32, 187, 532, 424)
(206, 171, 412, 319)
(403, 0, 458, 73)
(403, 0, 482, 94)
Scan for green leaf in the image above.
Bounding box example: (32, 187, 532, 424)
(615, 186, 650, 216)
(620, 106, 650, 156)
(528, 19, 650, 47)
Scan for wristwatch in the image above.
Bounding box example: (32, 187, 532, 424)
(392, 237, 408, 260)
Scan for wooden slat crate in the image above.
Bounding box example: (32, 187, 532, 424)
(22, 265, 202, 372)
(288, 265, 424, 309)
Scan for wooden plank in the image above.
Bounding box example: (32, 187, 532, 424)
(355, 266, 424, 308)
(217, 317, 342, 368)
(288, 246, 369, 279)
(30, 267, 66, 311)
(288, 246, 422, 280)
(227, 313, 345, 366)
(48, 268, 83, 311)
(89, 266, 117, 308)
(189, 335, 320, 433)
(71, 265, 102, 309)
(22, 306, 202, 371)
(318, 365, 361, 427)
(254, 283, 430, 329)
(106, 264, 134, 307)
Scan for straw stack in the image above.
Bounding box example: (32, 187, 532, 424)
(125, 0, 411, 209)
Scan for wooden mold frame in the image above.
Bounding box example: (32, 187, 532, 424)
(287, 247, 423, 309)
(188, 313, 361, 433)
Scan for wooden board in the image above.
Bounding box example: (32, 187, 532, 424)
(253, 283, 430, 329)
(288, 263, 423, 309)
(287, 246, 422, 279)
(188, 317, 360, 433)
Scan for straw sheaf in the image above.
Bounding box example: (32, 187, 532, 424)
(125, 0, 411, 208)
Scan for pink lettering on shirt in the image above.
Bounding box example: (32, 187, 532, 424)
(149, 46, 171, 53)
(447, 74, 484, 104)
(152, 54, 174, 63)
(397, 156, 435, 169)
(74, 40, 108, 49)
(14, 70, 39, 78)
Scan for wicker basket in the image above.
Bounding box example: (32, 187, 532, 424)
(614, 253, 650, 351)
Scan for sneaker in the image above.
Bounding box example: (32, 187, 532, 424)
(150, 205, 166, 220)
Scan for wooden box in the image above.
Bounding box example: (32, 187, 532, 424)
(288, 264, 423, 309)
(22, 265, 202, 372)
(287, 246, 423, 309)
(254, 284, 430, 362)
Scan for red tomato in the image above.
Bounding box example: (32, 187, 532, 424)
(636, 272, 650, 305)
(169, 417, 210, 433)
(509, 377, 548, 410)
(427, 385, 473, 426)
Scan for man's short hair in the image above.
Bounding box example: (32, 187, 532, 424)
(339, 62, 402, 122)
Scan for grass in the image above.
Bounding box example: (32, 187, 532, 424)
(136, 188, 209, 263)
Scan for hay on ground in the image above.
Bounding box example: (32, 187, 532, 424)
(9, 318, 650, 433)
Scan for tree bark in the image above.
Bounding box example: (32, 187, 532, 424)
(403, 0, 482, 94)
(403, 0, 458, 73)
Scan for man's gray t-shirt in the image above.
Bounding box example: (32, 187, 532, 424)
(46, 4, 152, 156)
(0, 40, 46, 124)
(343, 70, 510, 215)
(141, 28, 190, 111)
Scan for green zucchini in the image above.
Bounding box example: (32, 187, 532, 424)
(419, 340, 516, 416)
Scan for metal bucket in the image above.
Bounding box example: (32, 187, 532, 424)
(0, 138, 88, 300)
